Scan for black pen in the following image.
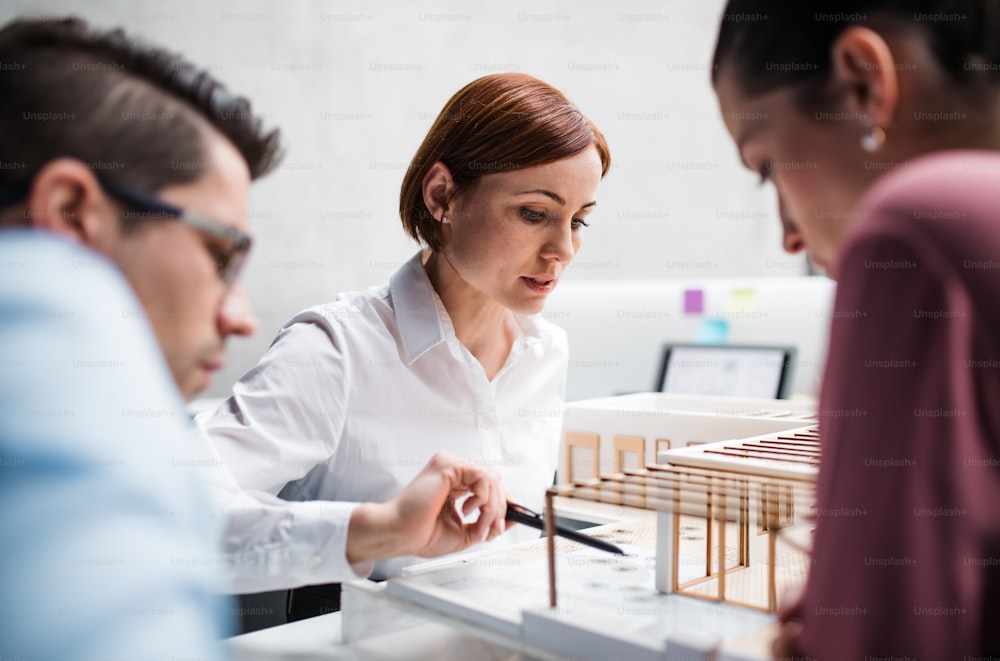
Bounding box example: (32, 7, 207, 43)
(505, 501, 626, 556)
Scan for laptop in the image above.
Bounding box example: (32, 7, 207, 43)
(655, 343, 797, 399)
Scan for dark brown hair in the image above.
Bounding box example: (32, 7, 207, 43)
(0, 17, 282, 197)
(399, 73, 611, 251)
(712, 1, 1000, 105)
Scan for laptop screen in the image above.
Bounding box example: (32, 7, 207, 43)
(656, 344, 796, 399)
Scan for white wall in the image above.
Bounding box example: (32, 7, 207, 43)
(1, 0, 817, 397)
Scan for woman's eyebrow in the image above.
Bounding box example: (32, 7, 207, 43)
(516, 189, 597, 209)
(516, 189, 565, 205)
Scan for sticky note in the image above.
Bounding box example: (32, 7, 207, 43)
(683, 289, 704, 315)
(727, 288, 755, 314)
(696, 318, 729, 344)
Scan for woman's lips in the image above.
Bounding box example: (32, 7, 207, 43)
(522, 276, 555, 293)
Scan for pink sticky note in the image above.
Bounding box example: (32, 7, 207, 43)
(684, 289, 704, 315)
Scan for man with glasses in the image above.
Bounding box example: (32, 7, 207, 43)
(0, 17, 509, 659)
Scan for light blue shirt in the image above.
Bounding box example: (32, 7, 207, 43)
(0, 230, 231, 660)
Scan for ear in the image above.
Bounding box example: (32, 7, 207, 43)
(830, 26, 899, 129)
(26, 158, 119, 249)
(421, 161, 454, 223)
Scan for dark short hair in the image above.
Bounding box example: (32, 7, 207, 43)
(712, 1, 1000, 103)
(0, 17, 282, 199)
(399, 73, 611, 252)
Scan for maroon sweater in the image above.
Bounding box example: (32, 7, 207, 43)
(798, 150, 1000, 659)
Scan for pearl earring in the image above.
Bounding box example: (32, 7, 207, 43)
(861, 124, 886, 153)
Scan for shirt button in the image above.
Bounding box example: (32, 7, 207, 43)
(310, 554, 323, 567)
(480, 415, 497, 430)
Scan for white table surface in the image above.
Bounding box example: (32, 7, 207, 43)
(226, 609, 560, 661)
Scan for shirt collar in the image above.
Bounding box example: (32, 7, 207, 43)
(514, 313, 550, 348)
(389, 252, 447, 365)
(389, 250, 553, 364)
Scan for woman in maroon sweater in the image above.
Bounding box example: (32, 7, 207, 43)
(712, 2, 1000, 658)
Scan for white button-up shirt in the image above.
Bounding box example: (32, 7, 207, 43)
(197, 252, 567, 592)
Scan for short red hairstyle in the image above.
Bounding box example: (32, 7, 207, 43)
(399, 73, 611, 251)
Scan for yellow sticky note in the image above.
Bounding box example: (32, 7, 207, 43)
(727, 288, 755, 314)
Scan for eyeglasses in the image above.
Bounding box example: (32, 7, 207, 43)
(0, 176, 253, 286)
(97, 177, 252, 286)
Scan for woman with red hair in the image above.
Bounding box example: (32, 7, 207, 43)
(198, 73, 611, 617)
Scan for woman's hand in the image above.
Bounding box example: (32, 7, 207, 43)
(345, 451, 512, 564)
